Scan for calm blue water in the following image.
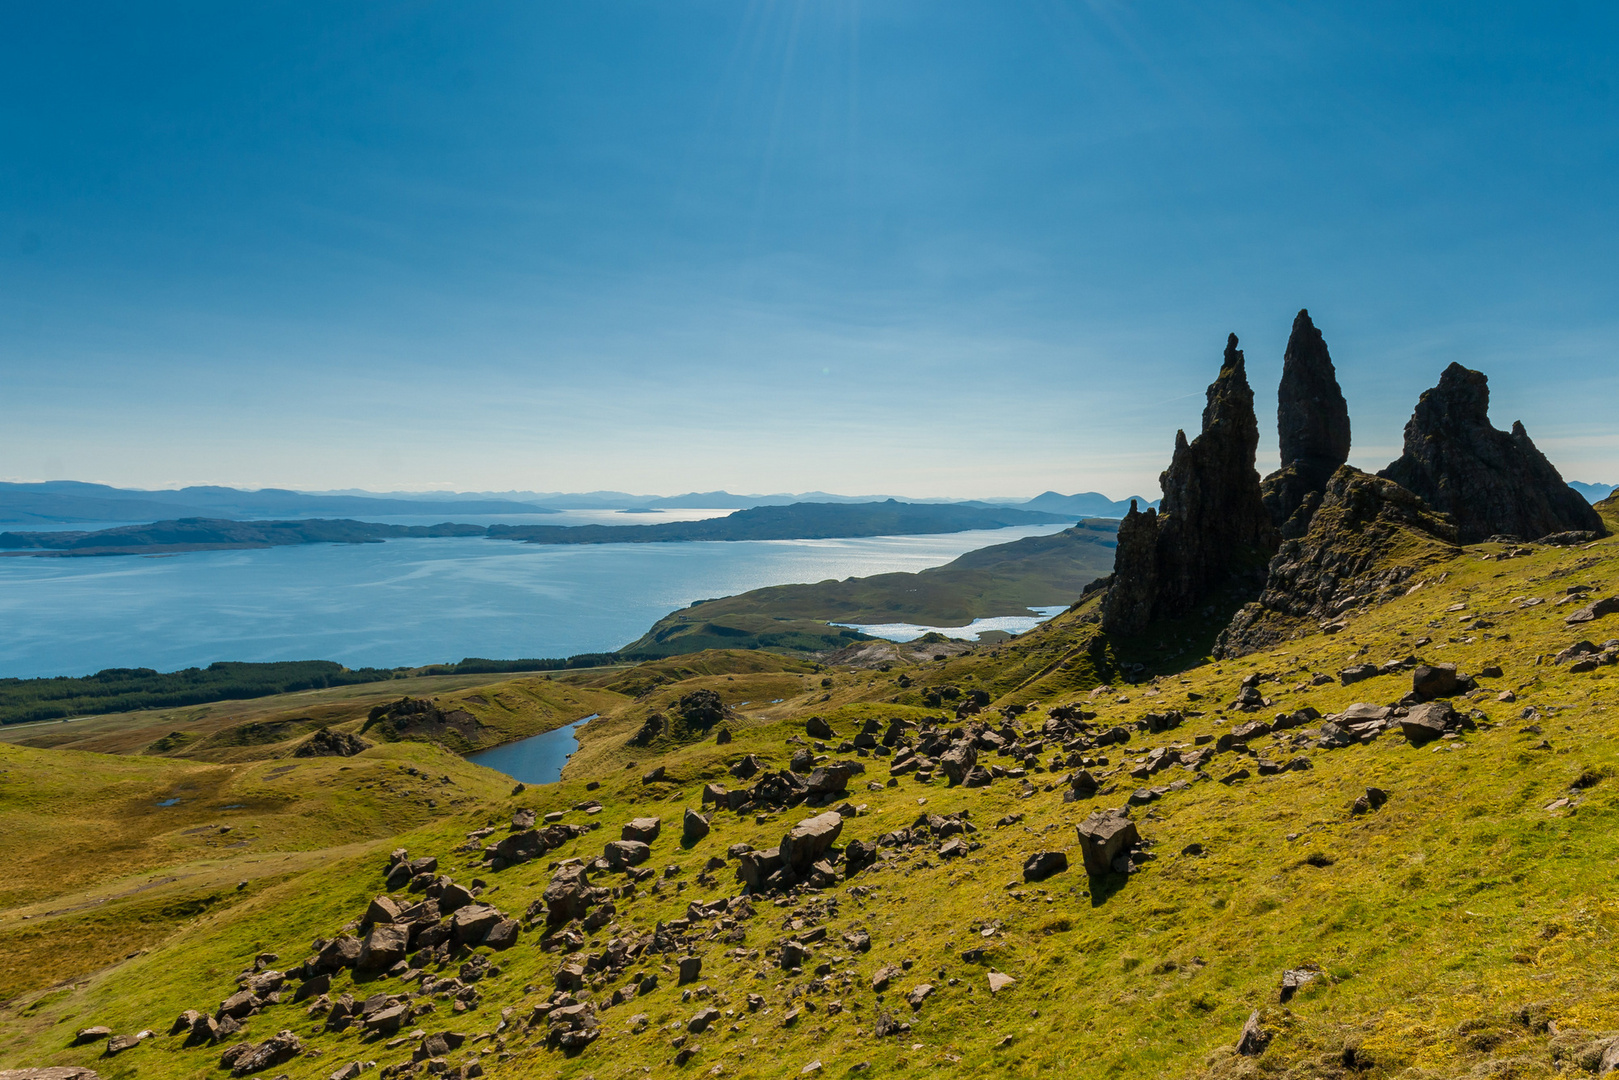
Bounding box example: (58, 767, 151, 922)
(0, 523, 1068, 678)
(466, 715, 596, 784)
(835, 605, 1070, 643)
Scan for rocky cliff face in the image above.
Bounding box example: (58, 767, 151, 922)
(1261, 310, 1351, 538)
(1215, 466, 1460, 657)
(1380, 363, 1605, 544)
(1103, 335, 1275, 636)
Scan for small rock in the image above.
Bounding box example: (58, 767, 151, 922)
(1236, 1010, 1272, 1056)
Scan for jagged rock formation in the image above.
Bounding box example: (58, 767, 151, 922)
(1102, 335, 1276, 636)
(1380, 362, 1604, 544)
(1214, 466, 1460, 657)
(1261, 310, 1350, 537)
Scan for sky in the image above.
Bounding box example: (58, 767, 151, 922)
(2, 1, 1617, 499)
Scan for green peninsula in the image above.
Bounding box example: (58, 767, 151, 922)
(621, 518, 1119, 656)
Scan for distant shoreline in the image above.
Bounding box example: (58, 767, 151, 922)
(0, 501, 1074, 557)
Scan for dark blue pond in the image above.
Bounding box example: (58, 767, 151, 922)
(465, 714, 597, 785)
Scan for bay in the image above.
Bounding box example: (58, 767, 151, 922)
(0, 521, 1068, 678)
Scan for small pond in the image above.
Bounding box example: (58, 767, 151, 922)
(465, 714, 598, 785)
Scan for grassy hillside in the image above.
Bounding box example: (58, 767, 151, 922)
(6, 517, 1619, 1078)
(623, 520, 1118, 657)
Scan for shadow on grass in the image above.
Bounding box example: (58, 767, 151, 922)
(1088, 871, 1130, 907)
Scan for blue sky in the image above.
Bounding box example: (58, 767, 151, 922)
(2, 2, 1617, 498)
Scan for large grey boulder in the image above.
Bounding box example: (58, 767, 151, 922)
(779, 812, 843, 872)
(621, 817, 661, 843)
(449, 904, 504, 946)
(603, 840, 652, 869)
(939, 741, 977, 785)
(1076, 809, 1140, 876)
(1400, 701, 1453, 745)
(357, 923, 409, 970)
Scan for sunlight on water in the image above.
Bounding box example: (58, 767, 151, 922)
(833, 605, 1069, 642)
(0, 525, 1068, 678)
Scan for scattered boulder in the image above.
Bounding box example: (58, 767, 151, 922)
(483, 918, 520, 950)
(987, 972, 1016, 993)
(871, 964, 901, 992)
(805, 716, 834, 740)
(1279, 967, 1322, 1002)
(356, 924, 409, 970)
(449, 904, 504, 946)
(1022, 850, 1068, 883)
(939, 741, 978, 785)
(1567, 597, 1619, 625)
(603, 840, 652, 870)
(222, 1030, 302, 1076)
(1236, 1010, 1272, 1056)
(293, 729, 371, 758)
(104, 1033, 146, 1055)
(1413, 663, 1460, 699)
(678, 956, 702, 985)
(682, 807, 710, 844)
(621, 817, 661, 844)
(1401, 701, 1453, 745)
(780, 812, 844, 873)
(1076, 808, 1140, 876)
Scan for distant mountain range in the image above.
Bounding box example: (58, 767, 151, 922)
(0, 481, 555, 526)
(0, 501, 1076, 557)
(2, 477, 1602, 529)
(0, 481, 1164, 526)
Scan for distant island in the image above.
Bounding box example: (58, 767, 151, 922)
(487, 500, 1071, 544)
(0, 480, 557, 526)
(0, 518, 486, 556)
(0, 500, 1071, 557)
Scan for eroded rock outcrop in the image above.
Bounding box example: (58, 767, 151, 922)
(292, 729, 371, 758)
(1215, 467, 1460, 657)
(1102, 334, 1275, 635)
(1380, 362, 1604, 544)
(1261, 310, 1350, 537)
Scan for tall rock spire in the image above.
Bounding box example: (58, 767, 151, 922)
(1379, 362, 1605, 544)
(1103, 334, 1276, 636)
(1262, 309, 1351, 537)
